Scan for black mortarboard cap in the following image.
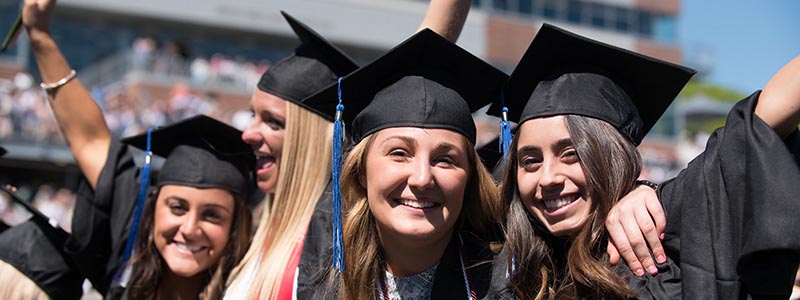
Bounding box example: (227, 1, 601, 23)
(121, 115, 255, 197)
(0, 185, 83, 300)
(488, 24, 696, 145)
(304, 29, 508, 144)
(257, 11, 360, 120)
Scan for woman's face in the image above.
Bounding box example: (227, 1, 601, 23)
(241, 89, 286, 193)
(364, 127, 470, 246)
(516, 116, 592, 237)
(153, 185, 235, 278)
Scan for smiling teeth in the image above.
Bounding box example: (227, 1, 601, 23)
(544, 196, 577, 210)
(175, 243, 203, 253)
(399, 199, 436, 209)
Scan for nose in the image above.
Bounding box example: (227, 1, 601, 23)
(179, 212, 202, 239)
(241, 120, 262, 146)
(407, 158, 435, 190)
(538, 158, 565, 189)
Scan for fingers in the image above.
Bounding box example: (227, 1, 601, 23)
(607, 240, 620, 265)
(644, 194, 667, 263)
(633, 204, 664, 267)
(605, 213, 644, 276)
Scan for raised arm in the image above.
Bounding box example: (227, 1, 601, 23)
(755, 55, 800, 139)
(417, 0, 471, 43)
(23, 0, 111, 188)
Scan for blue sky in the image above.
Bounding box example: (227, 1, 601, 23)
(680, 0, 800, 94)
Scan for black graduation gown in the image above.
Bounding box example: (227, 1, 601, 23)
(487, 92, 800, 300)
(628, 92, 800, 299)
(297, 183, 334, 299)
(65, 140, 141, 295)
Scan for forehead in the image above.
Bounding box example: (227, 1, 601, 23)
(517, 115, 570, 146)
(372, 127, 468, 149)
(250, 89, 287, 114)
(157, 185, 235, 208)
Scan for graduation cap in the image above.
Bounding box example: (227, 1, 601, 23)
(488, 24, 696, 145)
(256, 11, 360, 120)
(305, 28, 508, 145)
(0, 185, 84, 300)
(114, 115, 254, 279)
(304, 29, 508, 271)
(121, 115, 255, 196)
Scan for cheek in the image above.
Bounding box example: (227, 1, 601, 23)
(205, 223, 232, 252)
(516, 170, 538, 199)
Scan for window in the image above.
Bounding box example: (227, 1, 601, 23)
(542, 0, 560, 19)
(519, 0, 534, 15)
(590, 2, 606, 28)
(614, 7, 631, 32)
(566, 0, 583, 23)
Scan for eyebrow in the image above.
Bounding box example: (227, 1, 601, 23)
(434, 142, 460, 152)
(379, 135, 418, 147)
(164, 196, 233, 214)
(517, 138, 573, 153)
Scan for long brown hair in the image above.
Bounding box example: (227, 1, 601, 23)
(336, 132, 500, 300)
(502, 115, 641, 300)
(126, 187, 251, 300)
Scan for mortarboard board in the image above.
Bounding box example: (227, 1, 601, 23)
(256, 11, 360, 120)
(305, 28, 508, 145)
(0, 185, 84, 300)
(488, 24, 696, 145)
(305, 29, 508, 272)
(121, 115, 255, 197)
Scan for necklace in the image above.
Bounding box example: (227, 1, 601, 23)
(376, 233, 475, 300)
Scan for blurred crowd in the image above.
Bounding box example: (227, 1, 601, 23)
(130, 36, 270, 90)
(0, 184, 75, 232)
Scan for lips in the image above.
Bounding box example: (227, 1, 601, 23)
(394, 198, 441, 210)
(174, 242, 206, 254)
(541, 194, 580, 214)
(255, 153, 276, 175)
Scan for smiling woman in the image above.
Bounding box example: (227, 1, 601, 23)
(299, 28, 508, 299)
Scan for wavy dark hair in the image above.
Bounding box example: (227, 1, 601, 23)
(502, 115, 641, 300)
(125, 187, 251, 300)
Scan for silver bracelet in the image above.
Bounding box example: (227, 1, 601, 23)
(40, 69, 77, 92)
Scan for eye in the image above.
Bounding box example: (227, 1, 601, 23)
(249, 108, 255, 118)
(388, 148, 410, 158)
(519, 155, 542, 170)
(433, 155, 456, 168)
(202, 210, 223, 223)
(266, 117, 285, 129)
(561, 149, 579, 164)
(169, 203, 187, 215)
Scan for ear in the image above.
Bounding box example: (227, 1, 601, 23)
(358, 169, 367, 189)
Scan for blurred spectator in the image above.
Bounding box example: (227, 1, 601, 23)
(34, 186, 75, 232)
(131, 35, 156, 71)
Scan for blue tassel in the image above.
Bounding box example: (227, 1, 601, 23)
(332, 77, 345, 272)
(116, 127, 154, 281)
(498, 87, 513, 159)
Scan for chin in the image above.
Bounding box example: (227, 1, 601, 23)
(164, 259, 206, 278)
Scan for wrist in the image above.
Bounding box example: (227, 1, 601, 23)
(635, 179, 658, 190)
(27, 28, 55, 50)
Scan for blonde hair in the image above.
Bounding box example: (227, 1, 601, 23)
(227, 101, 334, 299)
(336, 132, 500, 300)
(0, 260, 49, 300)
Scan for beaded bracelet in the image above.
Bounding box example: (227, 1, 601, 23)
(635, 179, 659, 190)
(40, 69, 77, 93)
